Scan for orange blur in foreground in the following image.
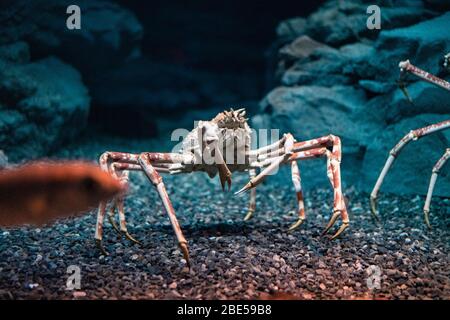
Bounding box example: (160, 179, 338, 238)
(0, 161, 124, 227)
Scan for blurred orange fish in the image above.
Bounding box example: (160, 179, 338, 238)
(0, 161, 125, 227)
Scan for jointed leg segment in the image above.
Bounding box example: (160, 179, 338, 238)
(244, 168, 257, 221)
(423, 148, 450, 228)
(95, 151, 191, 266)
(239, 134, 349, 239)
(288, 160, 306, 231)
(370, 120, 450, 219)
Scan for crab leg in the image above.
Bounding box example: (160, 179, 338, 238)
(94, 152, 137, 255)
(370, 120, 450, 218)
(96, 153, 140, 254)
(423, 148, 450, 228)
(248, 135, 287, 157)
(399, 60, 450, 92)
(240, 134, 348, 239)
(244, 168, 257, 221)
(107, 167, 142, 245)
(322, 141, 348, 240)
(95, 151, 190, 255)
(288, 161, 306, 231)
(236, 134, 295, 195)
(138, 153, 190, 267)
(290, 142, 348, 238)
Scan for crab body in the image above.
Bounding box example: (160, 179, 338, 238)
(175, 109, 252, 178)
(95, 108, 349, 266)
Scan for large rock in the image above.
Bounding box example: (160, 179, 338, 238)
(0, 0, 143, 78)
(280, 42, 375, 87)
(254, 5, 450, 195)
(292, 0, 430, 46)
(252, 85, 376, 188)
(371, 12, 450, 83)
(0, 42, 90, 161)
(385, 81, 450, 123)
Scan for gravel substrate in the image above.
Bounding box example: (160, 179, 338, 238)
(0, 134, 449, 299)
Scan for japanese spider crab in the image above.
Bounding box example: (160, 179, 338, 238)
(95, 109, 349, 266)
(370, 53, 450, 227)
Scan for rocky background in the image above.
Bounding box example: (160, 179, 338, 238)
(253, 0, 450, 196)
(0, 1, 449, 192)
(0, 0, 449, 300)
(0, 0, 319, 158)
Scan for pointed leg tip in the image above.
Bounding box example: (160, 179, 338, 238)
(179, 242, 190, 268)
(288, 218, 304, 232)
(108, 215, 121, 235)
(95, 239, 109, 256)
(369, 196, 380, 221)
(244, 211, 254, 221)
(122, 231, 142, 245)
(330, 222, 349, 240)
(423, 210, 432, 229)
(322, 211, 340, 236)
(234, 188, 248, 196)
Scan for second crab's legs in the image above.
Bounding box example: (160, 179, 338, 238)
(371, 57, 450, 220)
(423, 148, 450, 228)
(399, 59, 450, 92)
(370, 120, 450, 218)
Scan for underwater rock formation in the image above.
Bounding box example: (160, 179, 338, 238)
(254, 2, 450, 195)
(275, 0, 432, 46)
(0, 0, 141, 158)
(0, 0, 143, 78)
(0, 42, 90, 161)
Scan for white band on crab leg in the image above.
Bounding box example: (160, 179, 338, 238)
(244, 168, 257, 221)
(290, 136, 348, 238)
(423, 148, 450, 228)
(288, 160, 306, 231)
(138, 153, 190, 267)
(399, 60, 450, 91)
(96, 151, 190, 256)
(292, 135, 337, 152)
(370, 120, 450, 218)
